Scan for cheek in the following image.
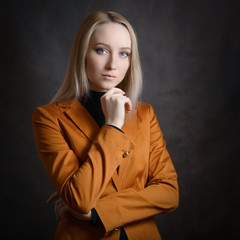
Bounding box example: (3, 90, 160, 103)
(86, 55, 96, 74)
(120, 61, 130, 76)
(86, 52, 104, 73)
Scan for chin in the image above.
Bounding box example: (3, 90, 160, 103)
(91, 82, 119, 92)
(99, 85, 117, 91)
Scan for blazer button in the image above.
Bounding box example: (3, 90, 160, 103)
(113, 228, 120, 232)
(123, 151, 130, 158)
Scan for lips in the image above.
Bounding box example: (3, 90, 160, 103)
(102, 74, 116, 80)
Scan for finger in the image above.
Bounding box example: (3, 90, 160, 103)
(59, 205, 71, 222)
(55, 198, 65, 209)
(69, 208, 90, 221)
(55, 198, 65, 220)
(46, 192, 59, 204)
(103, 87, 125, 96)
(55, 199, 67, 221)
(119, 96, 132, 112)
(102, 93, 124, 101)
(117, 96, 132, 112)
(125, 98, 132, 112)
(55, 202, 59, 220)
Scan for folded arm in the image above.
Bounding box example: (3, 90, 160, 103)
(94, 104, 179, 232)
(32, 106, 135, 214)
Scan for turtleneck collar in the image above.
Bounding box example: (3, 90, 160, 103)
(80, 90, 106, 128)
(89, 90, 105, 100)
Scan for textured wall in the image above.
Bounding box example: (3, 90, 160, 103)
(1, 0, 239, 239)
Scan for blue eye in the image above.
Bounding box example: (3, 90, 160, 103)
(120, 52, 130, 57)
(96, 48, 107, 54)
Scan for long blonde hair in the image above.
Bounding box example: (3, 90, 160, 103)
(51, 11, 142, 110)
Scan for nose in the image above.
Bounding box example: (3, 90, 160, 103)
(105, 54, 117, 70)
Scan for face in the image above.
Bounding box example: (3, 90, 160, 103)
(86, 22, 131, 92)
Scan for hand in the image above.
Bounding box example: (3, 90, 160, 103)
(100, 87, 132, 129)
(47, 192, 92, 222)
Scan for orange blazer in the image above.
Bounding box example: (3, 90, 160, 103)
(32, 99, 179, 240)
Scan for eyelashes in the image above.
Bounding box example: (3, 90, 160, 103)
(120, 52, 130, 57)
(95, 48, 130, 58)
(95, 48, 107, 54)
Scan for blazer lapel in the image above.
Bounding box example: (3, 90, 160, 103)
(62, 100, 122, 191)
(58, 99, 137, 191)
(59, 99, 100, 142)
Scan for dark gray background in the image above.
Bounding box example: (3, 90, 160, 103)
(1, 0, 239, 239)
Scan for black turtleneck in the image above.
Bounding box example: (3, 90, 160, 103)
(81, 90, 106, 128)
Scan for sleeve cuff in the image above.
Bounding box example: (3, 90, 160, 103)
(91, 208, 104, 227)
(106, 124, 124, 134)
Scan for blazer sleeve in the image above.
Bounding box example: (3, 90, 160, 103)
(32, 106, 135, 214)
(94, 104, 179, 233)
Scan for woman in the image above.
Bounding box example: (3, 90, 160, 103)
(32, 10, 179, 240)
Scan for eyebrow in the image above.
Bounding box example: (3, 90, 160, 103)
(94, 42, 131, 51)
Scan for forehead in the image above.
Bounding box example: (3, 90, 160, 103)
(90, 22, 131, 48)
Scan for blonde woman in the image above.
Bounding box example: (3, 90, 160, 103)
(32, 11, 179, 240)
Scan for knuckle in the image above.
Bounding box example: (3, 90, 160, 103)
(116, 98, 122, 103)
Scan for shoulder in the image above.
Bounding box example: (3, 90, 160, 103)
(135, 102, 155, 117)
(32, 98, 77, 120)
(133, 102, 160, 129)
